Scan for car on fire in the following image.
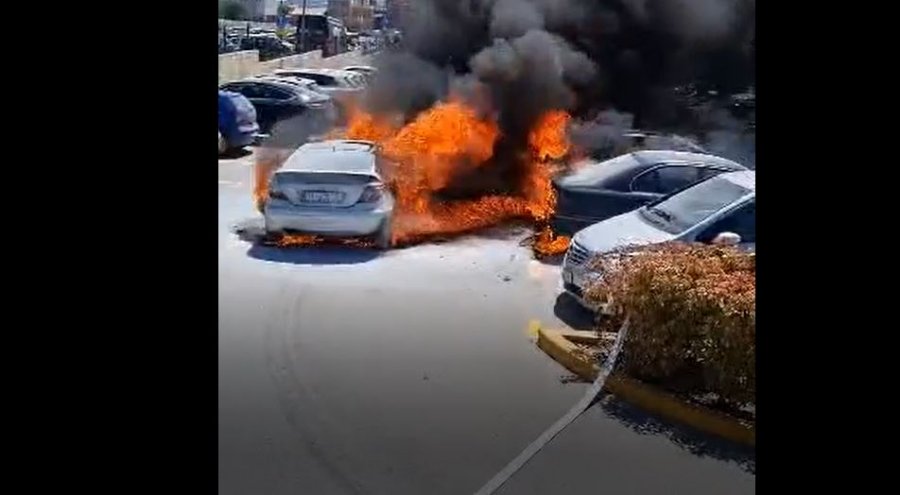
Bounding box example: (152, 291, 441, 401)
(561, 169, 755, 309)
(263, 140, 395, 249)
(551, 150, 746, 235)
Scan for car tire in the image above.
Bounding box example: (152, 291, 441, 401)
(218, 131, 227, 155)
(375, 221, 392, 250)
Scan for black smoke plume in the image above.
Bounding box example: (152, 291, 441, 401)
(368, 0, 755, 138)
(362, 0, 754, 197)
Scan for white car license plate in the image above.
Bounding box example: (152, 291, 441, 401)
(302, 191, 344, 204)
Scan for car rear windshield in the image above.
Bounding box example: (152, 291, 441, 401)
(273, 172, 378, 186)
(555, 154, 640, 189)
(291, 73, 337, 86)
(642, 175, 751, 234)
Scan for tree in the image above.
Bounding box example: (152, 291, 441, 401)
(219, 0, 247, 21)
(277, 2, 293, 17)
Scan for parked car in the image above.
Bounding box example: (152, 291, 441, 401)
(218, 90, 259, 154)
(273, 68, 365, 94)
(251, 75, 330, 100)
(240, 34, 294, 60)
(218, 79, 336, 135)
(342, 65, 377, 82)
(561, 170, 755, 308)
(273, 69, 365, 122)
(551, 150, 746, 235)
(263, 140, 395, 249)
(586, 130, 708, 162)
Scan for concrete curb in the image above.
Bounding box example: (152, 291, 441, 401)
(537, 327, 755, 447)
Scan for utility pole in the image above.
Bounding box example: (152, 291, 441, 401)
(299, 0, 308, 52)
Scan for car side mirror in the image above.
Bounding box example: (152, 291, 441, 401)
(711, 232, 742, 246)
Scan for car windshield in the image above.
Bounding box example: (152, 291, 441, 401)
(641, 175, 751, 234)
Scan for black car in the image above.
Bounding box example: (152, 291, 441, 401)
(551, 150, 747, 235)
(218, 79, 336, 137)
(239, 35, 294, 61)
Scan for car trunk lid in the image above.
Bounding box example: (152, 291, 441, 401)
(271, 171, 378, 207)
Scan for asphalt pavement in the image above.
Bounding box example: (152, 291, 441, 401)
(218, 147, 755, 494)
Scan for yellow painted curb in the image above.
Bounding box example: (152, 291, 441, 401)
(537, 327, 755, 447)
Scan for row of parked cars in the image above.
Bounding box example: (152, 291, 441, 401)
(254, 135, 754, 268)
(217, 66, 377, 154)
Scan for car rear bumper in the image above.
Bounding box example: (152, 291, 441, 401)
(264, 203, 390, 236)
(227, 131, 258, 148)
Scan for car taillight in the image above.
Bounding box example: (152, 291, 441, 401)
(359, 184, 384, 203)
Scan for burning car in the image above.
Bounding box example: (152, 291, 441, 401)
(551, 150, 746, 235)
(262, 140, 395, 249)
(562, 170, 755, 309)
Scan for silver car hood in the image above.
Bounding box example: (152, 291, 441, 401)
(572, 209, 675, 254)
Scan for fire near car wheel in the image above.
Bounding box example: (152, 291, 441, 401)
(375, 222, 392, 250)
(263, 217, 279, 241)
(218, 131, 227, 155)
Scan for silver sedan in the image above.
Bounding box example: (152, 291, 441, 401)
(263, 140, 395, 249)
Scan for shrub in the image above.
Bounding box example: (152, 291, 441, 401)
(585, 242, 755, 408)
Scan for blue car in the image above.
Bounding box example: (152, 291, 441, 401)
(218, 90, 259, 154)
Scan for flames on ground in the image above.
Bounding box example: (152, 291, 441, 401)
(254, 98, 574, 256)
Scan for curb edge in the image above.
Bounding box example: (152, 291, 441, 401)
(537, 327, 755, 447)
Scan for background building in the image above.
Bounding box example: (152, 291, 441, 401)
(236, 0, 280, 21)
(328, 0, 375, 32)
(386, 0, 414, 30)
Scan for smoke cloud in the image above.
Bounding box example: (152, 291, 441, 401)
(369, 0, 755, 145)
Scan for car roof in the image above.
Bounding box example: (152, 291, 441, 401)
(228, 78, 300, 92)
(278, 140, 379, 176)
(278, 68, 352, 76)
(255, 75, 316, 86)
(555, 151, 746, 190)
(719, 170, 756, 191)
(630, 150, 744, 168)
(275, 70, 348, 82)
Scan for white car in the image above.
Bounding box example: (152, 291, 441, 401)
(263, 140, 394, 249)
(273, 68, 365, 95)
(343, 65, 377, 82)
(562, 170, 755, 309)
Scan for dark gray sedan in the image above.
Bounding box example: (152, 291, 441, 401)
(551, 150, 747, 235)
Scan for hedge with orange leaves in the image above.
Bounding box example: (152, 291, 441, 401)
(585, 243, 755, 407)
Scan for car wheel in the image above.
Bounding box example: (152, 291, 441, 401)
(218, 131, 227, 155)
(375, 221, 392, 250)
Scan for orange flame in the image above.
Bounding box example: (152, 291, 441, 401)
(257, 96, 574, 251)
(529, 110, 571, 161)
(532, 226, 571, 257)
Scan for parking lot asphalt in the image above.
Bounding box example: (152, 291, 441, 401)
(218, 147, 755, 494)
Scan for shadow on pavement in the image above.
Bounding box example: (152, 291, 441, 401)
(553, 292, 596, 331)
(247, 244, 380, 265)
(234, 218, 381, 265)
(218, 147, 253, 159)
(596, 395, 756, 474)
